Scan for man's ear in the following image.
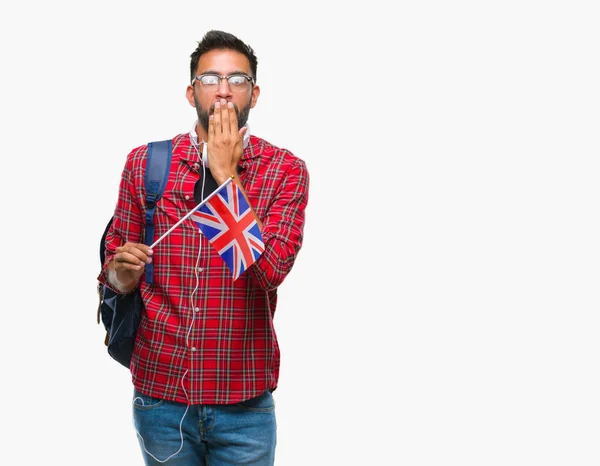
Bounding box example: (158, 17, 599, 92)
(250, 84, 260, 109)
(185, 85, 196, 107)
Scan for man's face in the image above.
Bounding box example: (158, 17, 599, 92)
(186, 49, 260, 134)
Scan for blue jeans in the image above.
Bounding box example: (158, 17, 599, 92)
(132, 388, 277, 465)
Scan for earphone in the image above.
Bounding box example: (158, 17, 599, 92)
(242, 126, 251, 148)
(202, 141, 208, 166)
(190, 122, 251, 167)
(134, 121, 250, 463)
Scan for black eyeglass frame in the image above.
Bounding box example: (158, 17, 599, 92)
(193, 73, 254, 92)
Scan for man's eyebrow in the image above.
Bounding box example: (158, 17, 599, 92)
(198, 70, 248, 76)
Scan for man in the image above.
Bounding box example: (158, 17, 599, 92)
(98, 30, 309, 465)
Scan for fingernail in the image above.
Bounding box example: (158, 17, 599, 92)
(227, 102, 233, 108)
(215, 101, 220, 108)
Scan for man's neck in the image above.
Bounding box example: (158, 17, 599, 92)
(195, 122, 208, 143)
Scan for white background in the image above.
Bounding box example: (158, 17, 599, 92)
(1, 1, 599, 465)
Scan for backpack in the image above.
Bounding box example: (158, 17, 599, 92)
(97, 140, 172, 368)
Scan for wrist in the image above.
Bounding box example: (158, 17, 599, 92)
(212, 170, 235, 185)
(108, 267, 138, 294)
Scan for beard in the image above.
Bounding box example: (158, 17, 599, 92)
(194, 95, 252, 133)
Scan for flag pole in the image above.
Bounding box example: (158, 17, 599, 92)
(150, 176, 233, 249)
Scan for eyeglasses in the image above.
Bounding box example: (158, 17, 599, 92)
(193, 73, 254, 93)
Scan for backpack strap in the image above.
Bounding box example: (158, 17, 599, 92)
(144, 139, 172, 284)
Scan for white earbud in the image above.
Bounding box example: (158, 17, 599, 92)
(242, 125, 250, 149)
(202, 141, 208, 166)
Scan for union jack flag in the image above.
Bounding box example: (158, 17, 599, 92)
(190, 178, 264, 280)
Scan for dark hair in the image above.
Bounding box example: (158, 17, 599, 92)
(190, 30, 258, 84)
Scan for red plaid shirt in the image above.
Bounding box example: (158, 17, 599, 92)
(98, 132, 309, 404)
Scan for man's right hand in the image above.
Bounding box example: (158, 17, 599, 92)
(108, 242, 153, 293)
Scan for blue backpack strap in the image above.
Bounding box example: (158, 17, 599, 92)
(144, 139, 172, 284)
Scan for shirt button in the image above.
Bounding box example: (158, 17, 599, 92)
(185, 195, 190, 200)
(197, 267, 204, 273)
(191, 347, 197, 352)
(194, 307, 200, 313)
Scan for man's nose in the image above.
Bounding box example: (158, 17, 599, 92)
(216, 77, 232, 98)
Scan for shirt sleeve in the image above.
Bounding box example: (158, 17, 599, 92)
(97, 148, 145, 289)
(247, 157, 310, 291)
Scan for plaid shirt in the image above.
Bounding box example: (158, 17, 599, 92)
(99, 132, 309, 404)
